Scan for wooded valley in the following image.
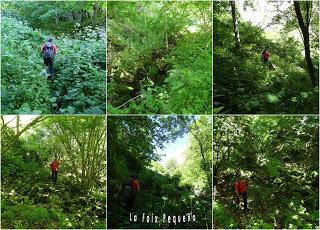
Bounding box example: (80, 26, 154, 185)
(107, 116, 212, 228)
(107, 2, 212, 114)
(213, 116, 319, 228)
(214, 1, 319, 114)
(1, 116, 106, 229)
(1, 2, 106, 114)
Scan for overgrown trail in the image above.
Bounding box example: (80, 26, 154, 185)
(1, 15, 106, 115)
(107, 116, 213, 229)
(107, 2, 212, 114)
(213, 1, 319, 114)
(2, 116, 106, 229)
(213, 116, 319, 229)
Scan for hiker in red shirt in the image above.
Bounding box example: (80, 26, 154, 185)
(131, 176, 140, 193)
(125, 175, 140, 210)
(41, 37, 57, 79)
(262, 49, 270, 63)
(50, 158, 59, 182)
(235, 177, 249, 212)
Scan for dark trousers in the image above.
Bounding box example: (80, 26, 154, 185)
(44, 57, 54, 76)
(125, 192, 137, 211)
(237, 191, 247, 211)
(51, 170, 58, 182)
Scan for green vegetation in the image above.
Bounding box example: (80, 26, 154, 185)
(213, 116, 319, 228)
(214, 1, 319, 114)
(107, 2, 212, 114)
(1, 116, 106, 229)
(107, 116, 212, 228)
(1, 2, 106, 114)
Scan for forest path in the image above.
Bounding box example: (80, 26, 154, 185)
(215, 180, 275, 228)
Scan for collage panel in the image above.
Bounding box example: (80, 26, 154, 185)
(107, 1, 213, 114)
(107, 115, 212, 229)
(0, 0, 318, 229)
(213, 115, 319, 229)
(1, 115, 106, 229)
(1, 1, 106, 115)
(213, 1, 319, 114)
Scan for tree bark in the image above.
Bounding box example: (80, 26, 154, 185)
(16, 116, 20, 135)
(294, 1, 316, 87)
(230, 1, 241, 49)
(93, 2, 99, 27)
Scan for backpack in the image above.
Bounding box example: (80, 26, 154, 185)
(43, 42, 54, 58)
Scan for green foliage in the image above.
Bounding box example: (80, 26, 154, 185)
(213, 2, 318, 114)
(1, 5, 106, 114)
(107, 2, 212, 114)
(1, 116, 106, 229)
(107, 116, 212, 228)
(213, 116, 319, 229)
(1, 16, 52, 114)
(3, 1, 106, 35)
(51, 36, 106, 114)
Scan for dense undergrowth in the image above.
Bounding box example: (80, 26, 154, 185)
(213, 3, 319, 114)
(107, 2, 212, 114)
(213, 116, 319, 228)
(107, 116, 212, 228)
(1, 16, 106, 114)
(1, 116, 106, 229)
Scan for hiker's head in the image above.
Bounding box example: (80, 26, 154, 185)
(54, 158, 57, 161)
(131, 174, 137, 180)
(263, 49, 267, 52)
(48, 37, 53, 42)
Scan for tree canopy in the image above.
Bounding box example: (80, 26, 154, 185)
(1, 116, 106, 229)
(214, 1, 319, 114)
(213, 115, 319, 228)
(107, 1, 212, 114)
(107, 115, 212, 228)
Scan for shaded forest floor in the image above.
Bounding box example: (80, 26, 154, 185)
(108, 167, 212, 229)
(213, 170, 319, 229)
(1, 16, 106, 114)
(214, 15, 319, 114)
(1, 150, 106, 229)
(107, 2, 212, 114)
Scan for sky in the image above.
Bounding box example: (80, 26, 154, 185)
(3, 115, 38, 128)
(157, 134, 188, 167)
(237, 0, 305, 44)
(238, 0, 291, 32)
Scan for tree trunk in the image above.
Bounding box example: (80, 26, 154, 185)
(230, 1, 240, 49)
(294, 1, 316, 87)
(93, 2, 99, 27)
(16, 116, 20, 135)
(165, 11, 169, 52)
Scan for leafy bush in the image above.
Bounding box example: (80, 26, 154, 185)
(51, 36, 106, 114)
(1, 16, 52, 114)
(1, 16, 106, 114)
(107, 2, 212, 114)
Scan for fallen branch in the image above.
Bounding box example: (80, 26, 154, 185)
(116, 94, 142, 109)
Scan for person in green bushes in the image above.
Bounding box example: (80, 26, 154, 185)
(124, 175, 140, 210)
(235, 176, 249, 212)
(50, 158, 59, 182)
(41, 37, 57, 79)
